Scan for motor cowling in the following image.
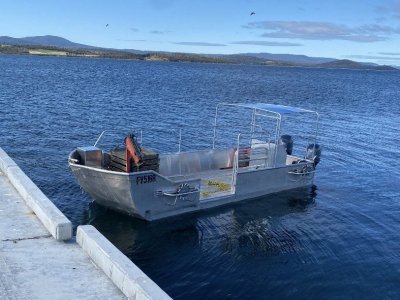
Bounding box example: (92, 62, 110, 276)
(280, 134, 293, 155)
(306, 143, 321, 166)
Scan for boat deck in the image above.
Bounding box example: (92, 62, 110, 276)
(166, 168, 234, 200)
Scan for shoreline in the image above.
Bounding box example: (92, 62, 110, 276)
(1, 44, 398, 71)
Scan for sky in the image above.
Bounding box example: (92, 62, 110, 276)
(1, 0, 400, 65)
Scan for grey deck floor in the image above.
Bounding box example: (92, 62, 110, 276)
(167, 168, 234, 199)
(0, 171, 126, 300)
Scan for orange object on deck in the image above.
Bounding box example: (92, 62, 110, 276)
(124, 135, 142, 173)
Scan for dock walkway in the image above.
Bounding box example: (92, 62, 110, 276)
(0, 146, 171, 300)
(0, 169, 126, 299)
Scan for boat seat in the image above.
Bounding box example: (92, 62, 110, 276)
(250, 140, 287, 168)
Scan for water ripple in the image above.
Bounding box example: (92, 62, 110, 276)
(1, 55, 400, 299)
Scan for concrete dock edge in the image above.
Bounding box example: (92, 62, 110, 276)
(0, 147, 72, 240)
(77, 225, 172, 300)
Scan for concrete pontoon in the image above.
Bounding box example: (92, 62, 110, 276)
(68, 103, 321, 221)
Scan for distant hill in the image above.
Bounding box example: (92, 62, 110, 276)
(0, 35, 398, 71)
(0, 35, 97, 49)
(238, 53, 335, 65)
(315, 59, 398, 71)
(202, 54, 294, 66)
(209, 54, 272, 65)
(0, 35, 336, 65)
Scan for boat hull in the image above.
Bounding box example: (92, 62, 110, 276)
(69, 161, 314, 221)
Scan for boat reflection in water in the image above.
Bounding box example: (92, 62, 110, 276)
(83, 185, 318, 261)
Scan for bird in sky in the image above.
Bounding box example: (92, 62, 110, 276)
(250, 12, 255, 16)
(106, 24, 109, 27)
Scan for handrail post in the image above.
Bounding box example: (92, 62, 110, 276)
(212, 105, 220, 149)
(231, 133, 241, 193)
(178, 129, 182, 153)
(274, 116, 282, 167)
(94, 131, 106, 147)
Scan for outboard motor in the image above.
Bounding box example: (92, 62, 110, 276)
(280, 134, 293, 155)
(306, 143, 322, 166)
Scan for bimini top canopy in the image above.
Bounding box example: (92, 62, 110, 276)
(212, 102, 320, 149)
(218, 103, 317, 116)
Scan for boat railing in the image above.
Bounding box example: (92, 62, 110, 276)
(92, 127, 280, 171)
(212, 124, 272, 149)
(230, 132, 277, 192)
(92, 127, 217, 154)
(234, 131, 288, 167)
(93, 126, 258, 154)
(94, 130, 107, 147)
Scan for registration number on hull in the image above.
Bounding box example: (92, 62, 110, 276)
(136, 174, 156, 185)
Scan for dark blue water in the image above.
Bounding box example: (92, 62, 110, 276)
(1, 54, 400, 299)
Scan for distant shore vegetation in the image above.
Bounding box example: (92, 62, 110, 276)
(0, 44, 228, 63)
(0, 44, 397, 71)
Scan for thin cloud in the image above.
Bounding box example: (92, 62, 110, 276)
(245, 20, 400, 42)
(379, 52, 400, 55)
(375, 1, 400, 19)
(118, 39, 146, 42)
(375, 17, 387, 23)
(357, 24, 400, 34)
(173, 42, 227, 47)
(346, 54, 400, 61)
(393, 1, 400, 18)
(231, 40, 302, 46)
(150, 30, 172, 35)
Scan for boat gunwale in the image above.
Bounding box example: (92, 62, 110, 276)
(68, 150, 202, 185)
(69, 149, 314, 181)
